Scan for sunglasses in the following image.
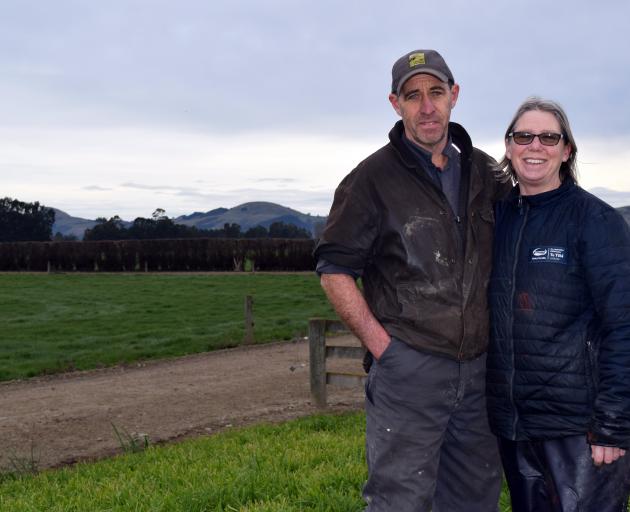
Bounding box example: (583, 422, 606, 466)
(508, 131, 564, 146)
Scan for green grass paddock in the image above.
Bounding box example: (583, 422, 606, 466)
(0, 273, 336, 381)
(0, 412, 513, 512)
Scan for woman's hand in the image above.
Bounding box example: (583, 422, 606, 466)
(591, 445, 626, 466)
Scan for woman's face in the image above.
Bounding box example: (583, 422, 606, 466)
(506, 110, 572, 195)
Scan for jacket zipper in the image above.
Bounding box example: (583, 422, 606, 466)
(509, 197, 528, 439)
(455, 155, 473, 359)
(454, 214, 467, 359)
(415, 156, 469, 360)
(455, 210, 470, 361)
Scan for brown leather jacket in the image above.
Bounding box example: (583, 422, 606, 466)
(315, 121, 509, 360)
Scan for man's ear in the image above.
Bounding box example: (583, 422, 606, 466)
(450, 83, 460, 109)
(389, 93, 402, 116)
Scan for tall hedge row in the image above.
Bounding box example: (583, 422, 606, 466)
(0, 238, 316, 272)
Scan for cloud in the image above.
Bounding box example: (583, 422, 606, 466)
(83, 185, 112, 191)
(120, 182, 184, 192)
(254, 178, 298, 184)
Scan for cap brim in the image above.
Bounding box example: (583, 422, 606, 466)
(396, 68, 449, 95)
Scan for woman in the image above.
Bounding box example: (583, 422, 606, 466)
(486, 97, 630, 511)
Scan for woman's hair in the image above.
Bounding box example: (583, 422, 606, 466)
(496, 97, 578, 184)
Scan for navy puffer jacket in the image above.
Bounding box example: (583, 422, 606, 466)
(487, 180, 630, 448)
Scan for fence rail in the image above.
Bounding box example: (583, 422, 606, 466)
(308, 318, 366, 407)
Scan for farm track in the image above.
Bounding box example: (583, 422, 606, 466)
(0, 337, 364, 470)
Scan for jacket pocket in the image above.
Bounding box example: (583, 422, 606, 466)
(565, 222, 583, 277)
(584, 339, 599, 405)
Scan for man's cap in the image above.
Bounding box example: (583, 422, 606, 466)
(391, 49, 454, 95)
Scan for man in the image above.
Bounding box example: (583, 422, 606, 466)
(314, 50, 508, 511)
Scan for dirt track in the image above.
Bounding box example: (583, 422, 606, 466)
(0, 337, 364, 470)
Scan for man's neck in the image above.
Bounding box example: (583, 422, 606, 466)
(431, 152, 448, 171)
(405, 134, 449, 170)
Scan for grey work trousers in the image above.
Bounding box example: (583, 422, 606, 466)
(363, 338, 502, 512)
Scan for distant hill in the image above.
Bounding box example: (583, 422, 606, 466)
(174, 202, 326, 234)
(175, 207, 229, 224)
(52, 209, 98, 239)
(52, 202, 327, 239)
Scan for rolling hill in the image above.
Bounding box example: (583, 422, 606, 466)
(52, 202, 327, 239)
(51, 202, 630, 240)
(174, 202, 325, 234)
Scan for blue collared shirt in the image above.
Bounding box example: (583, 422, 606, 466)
(402, 134, 462, 217)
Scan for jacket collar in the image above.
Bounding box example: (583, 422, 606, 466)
(508, 178, 577, 208)
(389, 120, 473, 167)
(389, 120, 487, 212)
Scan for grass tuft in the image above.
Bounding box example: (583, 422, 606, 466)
(111, 423, 150, 454)
(0, 444, 40, 483)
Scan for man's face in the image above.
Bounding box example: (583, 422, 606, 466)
(389, 74, 459, 153)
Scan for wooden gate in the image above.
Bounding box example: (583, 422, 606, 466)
(308, 318, 366, 407)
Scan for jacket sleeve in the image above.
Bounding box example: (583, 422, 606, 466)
(313, 167, 379, 271)
(584, 208, 630, 448)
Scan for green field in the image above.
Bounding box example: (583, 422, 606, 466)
(0, 273, 336, 381)
(1, 274, 517, 510)
(0, 412, 513, 512)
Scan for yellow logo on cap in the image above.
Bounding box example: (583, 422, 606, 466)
(408, 52, 426, 67)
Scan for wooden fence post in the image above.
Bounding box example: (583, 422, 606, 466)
(309, 318, 327, 408)
(243, 295, 255, 345)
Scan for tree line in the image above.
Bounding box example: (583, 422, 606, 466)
(84, 211, 312, 240)
(0, 199, 313, 242)
(0, 197, 56, 242)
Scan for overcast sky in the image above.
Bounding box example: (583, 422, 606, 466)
(2, 0, 629, 220)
